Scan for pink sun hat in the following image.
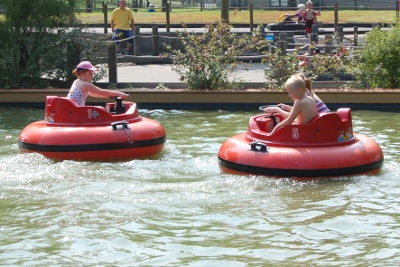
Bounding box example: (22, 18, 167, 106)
(77, 61, 98, 71)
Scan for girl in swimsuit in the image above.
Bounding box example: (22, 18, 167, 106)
(68, 61, 128, 106)
(264, 73, 330, 116)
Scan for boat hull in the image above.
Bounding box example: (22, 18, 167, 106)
(18, 96, 166, 161)
(218, 133, 383, 177)
(218, 108, 384, 178)
(19, 118, 165, 161)
(266, 22, 306, 31)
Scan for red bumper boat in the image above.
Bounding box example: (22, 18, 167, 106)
(218, 108, 383, 178)
(18, 96, 166, 161)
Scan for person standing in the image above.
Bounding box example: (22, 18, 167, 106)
(111, 0, 134, 55)
(285, 3, 306, 22)
(303, 1, 318, 34)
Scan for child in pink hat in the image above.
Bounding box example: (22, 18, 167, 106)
(68, 61, 128, 106)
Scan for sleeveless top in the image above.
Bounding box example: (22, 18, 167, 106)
(315, 99, 330, 113)
(307, 92, 330, 113)
(67, 83, 89, 106)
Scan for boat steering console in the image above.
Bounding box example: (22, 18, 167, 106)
(110, 96, 126, 114)
(258, 105, 285, 127)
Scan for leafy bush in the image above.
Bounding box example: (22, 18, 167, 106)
(164, 22, 268, 90)
(263, 49, 307, 90)
(263, 46, 351, 90)
(346, 24, 400, 88)
(0, 0, 107, 89)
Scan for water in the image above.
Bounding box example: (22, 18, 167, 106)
(1, 107, 399, 266)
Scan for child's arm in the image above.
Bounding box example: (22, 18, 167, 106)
(264, 106, 289, 118)
(270, 101, 301, 135)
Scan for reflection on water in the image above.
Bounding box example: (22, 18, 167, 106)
(0, 107, 400, 266)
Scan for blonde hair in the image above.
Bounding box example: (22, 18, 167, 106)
(285, 75, 306, 92)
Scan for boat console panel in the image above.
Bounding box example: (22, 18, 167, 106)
(44, 96, 141, 125)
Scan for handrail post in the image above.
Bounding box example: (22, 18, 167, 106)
(249, 4, 254, 32)
(152, 26, 159, 56)
(108, 42, 117, 86)
(134, 26, 140, 56)
(166, 3, 171, 32)
(325, 34, 333, 54)
(337, 26, 344, 44)
(353, 26, 358, 46)
(311, 24, 318, 43)
(103, 2, 108, 34)
(307, 34, 313, 71)
(277, 41, 286, 56)
(334, 3, 339, 31)
(279, 32, 287, 43)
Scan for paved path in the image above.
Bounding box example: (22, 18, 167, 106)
(98, 62, 267, 84)
(94, 25, 370, 87)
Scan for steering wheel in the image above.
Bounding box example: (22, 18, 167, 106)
(110, 96, 126, 114)
(259, 105, 285, 111)
(258, 105, 284, 127)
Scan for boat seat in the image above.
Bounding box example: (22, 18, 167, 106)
(336, 107, 352, 130)
(45, 96, 141, 125)
(271, 111, 352, 145)
(45, 96, 114, 124)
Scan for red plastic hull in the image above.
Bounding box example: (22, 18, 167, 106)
(18, 96, 166, 161)
(218, 133, 383, 178)
(218, 108, 384, 178)
(19, 118, 165, 161)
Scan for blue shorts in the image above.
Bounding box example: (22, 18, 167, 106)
(112, 29, 134, 45)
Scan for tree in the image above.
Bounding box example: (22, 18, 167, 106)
(1, 0, 77, 28)
(0, 0, 106, 88)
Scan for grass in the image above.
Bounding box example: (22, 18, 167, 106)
(76, 9, 399, 25)
(1, 8, 397, 25)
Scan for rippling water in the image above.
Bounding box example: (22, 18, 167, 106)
(0, 107, 399, 266)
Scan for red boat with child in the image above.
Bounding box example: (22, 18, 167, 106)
(218, 107, 383, 178)
(18, 96, 166, 161)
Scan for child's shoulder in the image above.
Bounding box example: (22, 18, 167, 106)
(298, 94, 315, 105)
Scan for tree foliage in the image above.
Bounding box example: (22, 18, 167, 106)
(0, 0, 106, 89)
(1, 0, 77, 28)
(346, 24, 400, 88)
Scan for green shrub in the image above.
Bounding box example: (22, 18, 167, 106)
(346, 24, 400, 88)
(263, 49, 307, 90)
(263, 46, 351, 90)
(164, 22, 268, 90)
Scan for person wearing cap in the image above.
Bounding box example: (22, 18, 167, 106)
(285, 3, 306, 22)
(67, 61, 128, 106)
(111, 0, 134, 55)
